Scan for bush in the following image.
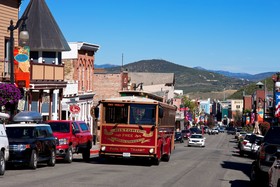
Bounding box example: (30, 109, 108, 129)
(259, 121, 270, 135)
(244, 124, 254, 132)
(228, 121, 237, 127)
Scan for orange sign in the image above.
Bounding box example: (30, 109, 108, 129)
(14, 46, 30, 88)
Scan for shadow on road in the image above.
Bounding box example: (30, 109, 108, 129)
(87, 156, 154, 167)
(221, 160, 252, 187)
(228, 179, 251, 187)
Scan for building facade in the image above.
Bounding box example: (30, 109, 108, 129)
(0, 0, 21, 81)
(93, 70, 128, 105)
(62, 42, 99, 133)
(1, 0, 70, 121)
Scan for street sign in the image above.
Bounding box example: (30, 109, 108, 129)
(70, 105, 80, 114)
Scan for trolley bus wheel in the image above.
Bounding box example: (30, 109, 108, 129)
(152, 157, 160, 165)
(152, 146, 162, 165)
(162, 144, 171, 162)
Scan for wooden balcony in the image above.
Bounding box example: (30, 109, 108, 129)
(31, 62, 64, 81)
(0, 60, 66, 89)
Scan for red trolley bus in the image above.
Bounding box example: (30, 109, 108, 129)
(97, 91, 176, 165)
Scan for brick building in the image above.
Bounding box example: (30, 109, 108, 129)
(62, 42, 99, 131)
(93, 70, 128, 105)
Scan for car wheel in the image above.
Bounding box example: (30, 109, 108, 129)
(82, 148, 90, 162)
(239, 150, 244, 157)
(0, 151, 5, 175)
(47, 149, 56, 166)
(29, 150, 38, 169)
(65, 146, 73, 163)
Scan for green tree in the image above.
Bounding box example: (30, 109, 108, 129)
(233, 111, 243, 127)
(182, 96, 198, 121)
(206, 115, 215, 129)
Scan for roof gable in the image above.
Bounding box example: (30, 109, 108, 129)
(20, 0, 70, 51)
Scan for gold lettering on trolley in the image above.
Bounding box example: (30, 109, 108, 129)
(108, 137, 151, 144)
(104, 128, 153, 137)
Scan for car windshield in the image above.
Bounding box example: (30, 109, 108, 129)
(6, 127, 35, 138)
(190, 128, 201, 134)
(48, 122, 70, 133)
(191, 134, 203, 139)
(244, 134, 251, 140)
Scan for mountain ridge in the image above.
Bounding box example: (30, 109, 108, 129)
(193, 66, 276, 81)
(104, 59, 252, 95)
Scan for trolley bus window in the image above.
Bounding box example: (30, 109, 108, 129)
(130, 104, 156, 125)
(104, 103, 128, 124)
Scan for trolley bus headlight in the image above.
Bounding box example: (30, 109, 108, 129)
(101, 146, 106, 151)
(149, 148, 154, 154)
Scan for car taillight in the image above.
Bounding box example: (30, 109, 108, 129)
(242, 141, 247, 145)
(259, 145, 265, 159)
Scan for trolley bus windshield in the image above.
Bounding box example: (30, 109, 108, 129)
(104, 103, 156, 125)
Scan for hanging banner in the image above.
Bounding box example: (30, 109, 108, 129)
(257, 107, 264, 122)
(14, 46, 30, 88)
(251, 113, 255, 124)
(246, 116, 250, 125)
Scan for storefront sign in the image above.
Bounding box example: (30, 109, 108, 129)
(70, 105, 80, 114)
(14, 46, 30, 88)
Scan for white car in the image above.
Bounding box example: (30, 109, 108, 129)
(251, 134, 264, 156)
(0, 112, 10, 175)
(188, 134, 206, 147)
(239, 133, 264, 157)
(239, 133, 253, 156)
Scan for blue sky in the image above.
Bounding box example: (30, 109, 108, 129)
(19, 0, 280, 74)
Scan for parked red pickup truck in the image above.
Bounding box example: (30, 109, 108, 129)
(47, 120, 93, 162)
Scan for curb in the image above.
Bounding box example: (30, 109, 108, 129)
(90, 149, 99, 155)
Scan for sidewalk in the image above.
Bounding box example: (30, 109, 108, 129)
(73, 143, 100, 159)
(90, 143, 100, 155)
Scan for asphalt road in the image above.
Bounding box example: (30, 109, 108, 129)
(1, 132, 254, 187)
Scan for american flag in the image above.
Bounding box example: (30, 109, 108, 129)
(275, 92, 280, 117)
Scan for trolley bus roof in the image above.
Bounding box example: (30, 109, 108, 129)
(119, 90, 163, 102)
(101, 96, 159, 104)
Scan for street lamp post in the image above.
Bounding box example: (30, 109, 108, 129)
(7, 16, 29, 84)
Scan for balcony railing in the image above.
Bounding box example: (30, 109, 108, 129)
(0, 60, 64, 82)
(31, 62, 64, 81)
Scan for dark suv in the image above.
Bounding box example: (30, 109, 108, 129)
(5, 111, 56, 169)
(250, 126, 280, 186)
